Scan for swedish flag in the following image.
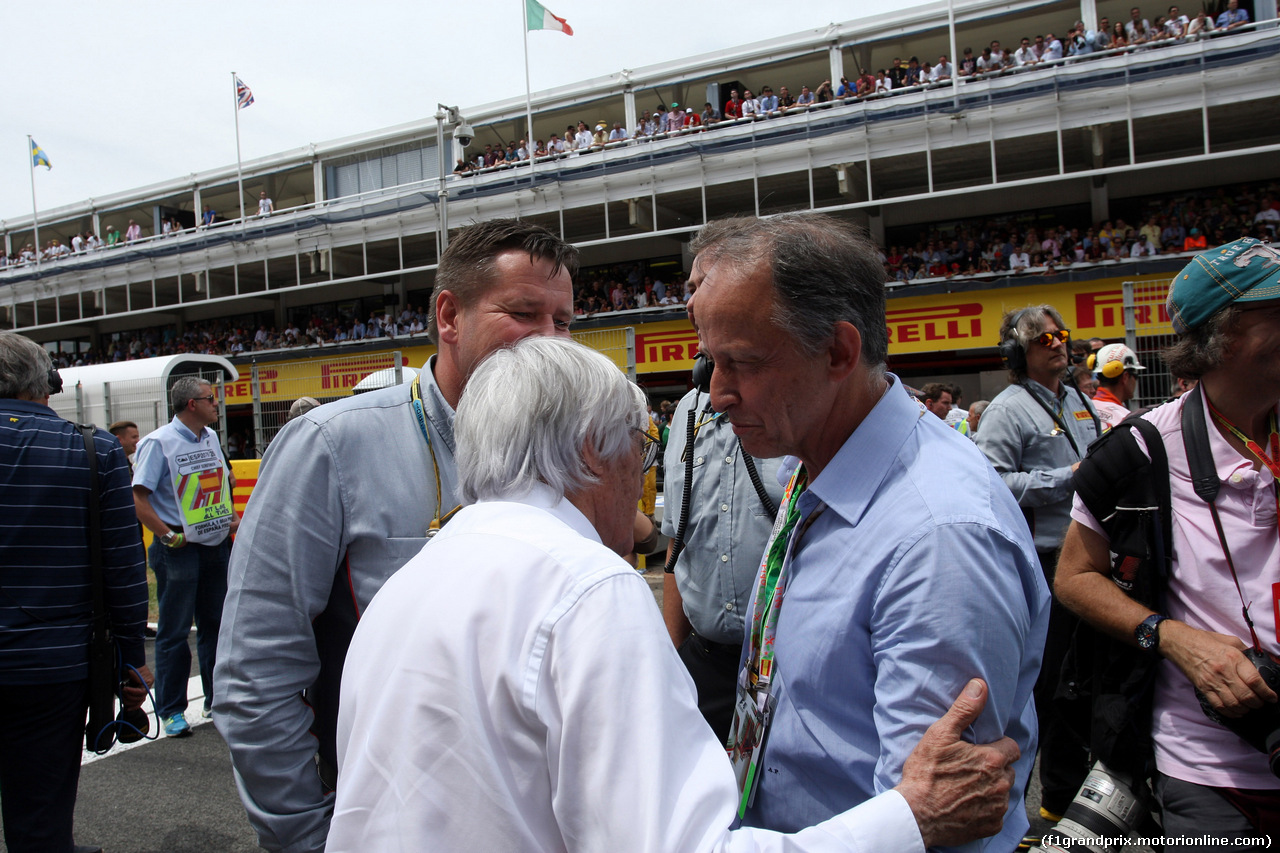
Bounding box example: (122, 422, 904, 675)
(30, 139, 51, 170)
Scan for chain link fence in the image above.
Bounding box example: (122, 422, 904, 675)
(1122, 279, 1177, 410)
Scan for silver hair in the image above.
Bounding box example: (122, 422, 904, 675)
(455, 336, 646, 504)
(0, 332, 55, 399)
(170, 376, 212, 415)
(690, 214, 889, 373)
(999, 304, 1068, 381)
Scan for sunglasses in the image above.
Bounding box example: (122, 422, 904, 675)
(193, 394, 218, 404)
(1033, 329, 1071, 347)
(634, 429, 661, 473)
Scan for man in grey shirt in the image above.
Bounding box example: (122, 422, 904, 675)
(214, 220, 579, 853)
(976, 304, 1101, 822)
(661, 382, 784, 741)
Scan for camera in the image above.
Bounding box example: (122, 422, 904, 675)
(454, 122, 475, 148)
(1197, 646, 1280, 777)
(1031, 762, 1150, 853)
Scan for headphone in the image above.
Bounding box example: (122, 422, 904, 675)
(47, 367, 63, 395)
(1090, 351, 1129, 379)
(997, 308, 1034, 373)
(691, 351, 714, 394)
(997, 307, 1074, 374)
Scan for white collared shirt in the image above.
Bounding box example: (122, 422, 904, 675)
(329, 484, 923, 853)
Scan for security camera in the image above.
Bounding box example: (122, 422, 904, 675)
(454, 122, 475, 148)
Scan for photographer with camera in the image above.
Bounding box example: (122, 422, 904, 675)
(0, 332, 150, 853)
(1056, 237, 1280, 846)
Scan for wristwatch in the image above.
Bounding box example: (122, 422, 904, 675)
(1135, 613, 1168, 653)
(160, 531, 181, 547)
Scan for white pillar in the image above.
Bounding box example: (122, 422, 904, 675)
(829, 44, 845, 89)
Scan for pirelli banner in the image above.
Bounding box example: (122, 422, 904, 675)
(634, 272, 1174, 373)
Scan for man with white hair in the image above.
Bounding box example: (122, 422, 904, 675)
(215, 219, 579, 853)
(328, 335, 1021, 852)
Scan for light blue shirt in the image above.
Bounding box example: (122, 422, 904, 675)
(741, 376, 1049, 853)
(133, 414, 227, 534)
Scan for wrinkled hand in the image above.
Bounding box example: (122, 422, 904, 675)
(1162, 622, 1278, 718)
(122, 664, 154, 711)
(896, 679, 1018, 849)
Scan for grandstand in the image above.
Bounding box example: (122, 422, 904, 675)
(3, 0, 1278, 445)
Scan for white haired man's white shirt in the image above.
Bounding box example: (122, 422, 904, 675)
(327, 484, 923, 853)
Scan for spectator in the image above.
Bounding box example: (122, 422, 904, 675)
(796, 84, 815, 105)
(1042, 32, 1065, 60)
(921, 382, 955, 419)
(124, 220, 141, 243)
(133, 377, 237, 737)
(1057, 238, 1280, 842)
(214, 219, 581, 853)
(958, 47, 978, 76)
(0, 333, 150, 853)
(202, 206, 217, 228)
(976, 305, 1102, 822)
(1089, 342, 1146, 429)
(931, 55, 954, 82)
(740, 89, 761, 118)
(1126, 6, 1152, 43)
(888, 57, 908, 87)
(1217, 0, 1250, 29)
(700, 102, 720, 125)
(1015, 37, 1038, 66)
(758, 85, 779, 113)
(1111, 19, 1131, 46)
(777, 85, 796, 111)
(723, 89, 743, 120)
(258, 191, 274, 217)
(814, 79, 834, 102)
(1188, 8, 1216, 34)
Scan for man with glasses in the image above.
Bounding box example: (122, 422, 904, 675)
(133, 376, 237, 738)
(977, 306, 1102, 823)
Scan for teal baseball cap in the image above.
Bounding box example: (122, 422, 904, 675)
(1168, 237, 1280, 334)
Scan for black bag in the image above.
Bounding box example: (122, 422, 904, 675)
(80, 424, 120, 754)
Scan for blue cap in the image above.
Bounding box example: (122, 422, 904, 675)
(1167, 238, 1280, 334)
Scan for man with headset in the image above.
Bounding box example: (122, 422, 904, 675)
(976, 304, 1102, 822)
(661, 358, 784, 742)
(1088, 343, 1146, 429)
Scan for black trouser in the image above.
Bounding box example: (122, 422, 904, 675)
(678, 631, 743, 745)
(1036, 548, 1091, 815)
(0, 679, 89, 853)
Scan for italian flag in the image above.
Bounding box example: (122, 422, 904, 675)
(526, 0, 573, 35)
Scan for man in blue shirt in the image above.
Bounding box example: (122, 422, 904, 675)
(1217, 0, 1250, 28)
(134, 376, 236, 738)
(686, 214, 1049, 852)
(0, 332, 149, 853)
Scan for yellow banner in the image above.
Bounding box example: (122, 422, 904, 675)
(220, 271, 1174, 393)
(224, 346, 436, 405)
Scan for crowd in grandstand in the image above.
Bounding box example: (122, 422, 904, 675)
(4, 5, 1262, 268)
(452, 1, 1255, 174)
(883, 183, 1279, 281)
(40, 177, 1279, 367)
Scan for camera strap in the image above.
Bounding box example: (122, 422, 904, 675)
(1181, 384, 1264, 652)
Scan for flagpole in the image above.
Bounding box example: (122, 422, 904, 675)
(27, 135, 41, 270)
(232, 71, 246, 224)
(522, 1, 536, 182)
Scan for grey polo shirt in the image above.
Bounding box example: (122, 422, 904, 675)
(976, 378, 1101, 552)
(661, 389, 784, 645)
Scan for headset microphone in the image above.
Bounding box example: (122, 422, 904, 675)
(691, 352, 714, 394)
